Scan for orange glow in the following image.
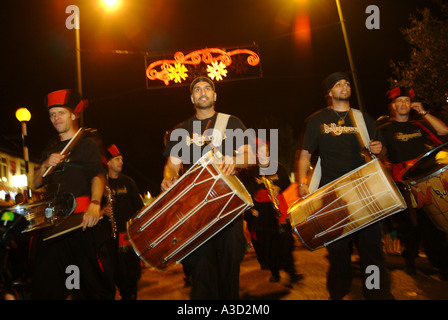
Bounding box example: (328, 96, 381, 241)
(103, 0, 120, 10)
(146, 48, 260, 86)
(294, 12, 311, 44)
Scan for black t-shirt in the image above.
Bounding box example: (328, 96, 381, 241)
(163, 112, 250, 170)
(378, 120, 433, 163)
(301, 107, 377, 186)
(40, 135, 105, 198)
(107, 174, 143, 232)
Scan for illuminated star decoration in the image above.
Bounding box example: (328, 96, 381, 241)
(207, 61, 228, 81)
(167, 62, 188, 83)
(146, 47, 260, 86)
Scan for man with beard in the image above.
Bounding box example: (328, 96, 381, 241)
(162, 76, 255, 299)
(295, 72, 393, 300)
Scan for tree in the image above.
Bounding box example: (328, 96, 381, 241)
(389, 1, 448, 112)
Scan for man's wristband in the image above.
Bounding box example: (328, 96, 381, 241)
(419, 110, 429, 116)
(90, 200, 101, 205)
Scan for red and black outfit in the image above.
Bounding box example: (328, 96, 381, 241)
(243, 163, 301, 283)
(104, 173, 143, 299)
(378, 119, 448, 278)
(31, 134, 115, 299)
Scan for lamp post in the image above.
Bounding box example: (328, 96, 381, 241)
(15, 108, 31, 199)
(334, 0, 364, 112)
(74, 1, 121, 127)
(74, 10, 84, 127)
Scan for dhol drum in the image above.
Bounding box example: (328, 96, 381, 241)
(6, 192, 77, 233)
(402, 142, 448, 231)
(288, 158, 406, 251)
(127, 151, 253, 270)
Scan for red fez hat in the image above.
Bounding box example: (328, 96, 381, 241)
(386, 87, 415, 101)
(106, 144, 121, 160)
(45, 89, 88, 115)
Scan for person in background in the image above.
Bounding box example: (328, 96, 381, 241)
(377, 86, 448, 280)
(102, 144, 144, 299)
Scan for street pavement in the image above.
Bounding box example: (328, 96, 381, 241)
(134, 240, 448, 301)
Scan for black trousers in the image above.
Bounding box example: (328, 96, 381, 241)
(114, 246, 142, 299)
(326, 222, 393, 300)
(396, 208, 448, 276)
(181, 217, 247, 300)
(31, 227, 116, 300)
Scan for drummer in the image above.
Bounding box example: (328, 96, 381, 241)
(377, 87, 448, 280)
(295, 72, 394, 299)
(161, 76, 255, 299)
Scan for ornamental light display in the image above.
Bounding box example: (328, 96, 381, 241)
(145, 44, 261, 89)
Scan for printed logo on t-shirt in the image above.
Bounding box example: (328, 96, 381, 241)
(323, 123, 358, 136)
(112, 186, 128, 196)
(185, 131, 227, 147)
(394, 131, 422, 142)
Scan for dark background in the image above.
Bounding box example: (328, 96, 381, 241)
(0, 0, 433, 196)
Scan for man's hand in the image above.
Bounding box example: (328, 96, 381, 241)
(298, 183, 309, 198)
(44, 153, 66, 169)
(82, 202, 102, 230)
(369, 140, 383, 155)
(218, 155, 236, 176)
(161, 176, 178, 191)
(102, 205, 112, 218)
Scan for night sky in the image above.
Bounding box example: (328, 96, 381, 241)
(0, 0, 434, 195)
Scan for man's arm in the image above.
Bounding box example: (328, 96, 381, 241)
(412, 102, 448, 136)
(295, 149, 312, 197)
(161, 156, 182, 191)
(32, 153, 65, 189)
(82, 173, 106, 230)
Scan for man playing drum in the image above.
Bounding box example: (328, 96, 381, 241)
(162, 76, 255, 299)
(32, 89, 115, 299)
(378, 87, 448, 279)
(296, 72, 394, 300)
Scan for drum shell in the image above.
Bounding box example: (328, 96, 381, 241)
(288, 159, 406, 250)
(127, 154, 253, 270)
(402, 142, 448, 232)
(404, 168, 448, 232)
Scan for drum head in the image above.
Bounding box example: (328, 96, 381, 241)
(403, 142, 448, 183)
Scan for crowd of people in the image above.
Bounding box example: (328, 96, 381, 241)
(1, 73, 448, 300)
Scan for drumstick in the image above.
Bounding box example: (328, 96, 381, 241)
(42, 127, 84, 177)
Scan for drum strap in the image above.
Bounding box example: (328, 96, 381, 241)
(351, 109, 371, 151)
(211, 113, 230, 147)
(308, 108, 371, 193)
(410, 120, 443, 146)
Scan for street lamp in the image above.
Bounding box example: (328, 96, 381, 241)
(15, 108, 31, 199)
(103, 0, 120, 10)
